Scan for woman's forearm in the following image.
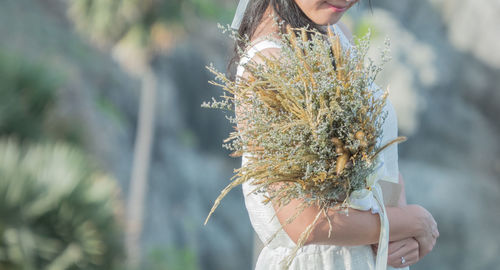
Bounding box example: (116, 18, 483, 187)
(310, 206, 420, 245)
(274, 199, 422, 246)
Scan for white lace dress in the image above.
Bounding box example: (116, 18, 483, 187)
(237, 24, 408, 270)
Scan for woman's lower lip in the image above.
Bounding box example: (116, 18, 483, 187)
(326, 4, 347, 12)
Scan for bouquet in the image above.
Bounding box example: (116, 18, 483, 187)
(203, 23, 406, 268)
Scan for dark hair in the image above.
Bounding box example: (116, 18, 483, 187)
(227, 0, 370, 80)
(227, 0, 320, 79)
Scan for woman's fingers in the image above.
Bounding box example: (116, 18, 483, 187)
(387, 238, 420, 267)
(372, 238, 421, 267)
(377, 205, 439, 266)
(413, 208, 439, 258)
(433, 223, 440, 238)
(372, 238, 410, 254)
(387, 239, 407, 254)
(415, 235, 433, 258)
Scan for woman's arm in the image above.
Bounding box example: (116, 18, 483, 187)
(272, 196, 431, 246)
(272, 170, 429, 247)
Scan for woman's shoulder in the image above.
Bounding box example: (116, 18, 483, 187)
(236, 37, 283, 78)
(242, 37, 283, 66)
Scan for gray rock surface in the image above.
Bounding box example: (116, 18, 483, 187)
(350, 2, 500, 269)
(401, 160, 500, 270)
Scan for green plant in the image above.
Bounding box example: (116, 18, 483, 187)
(0, 138, 124, 270)
(0, 50, 60, 141)
(353, 19, 379, 44)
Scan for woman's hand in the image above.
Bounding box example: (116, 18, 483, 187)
(372, 237, 420, 267)
(405, 204, 439, 258)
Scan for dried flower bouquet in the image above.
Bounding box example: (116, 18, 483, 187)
(203, 23, 406, 267)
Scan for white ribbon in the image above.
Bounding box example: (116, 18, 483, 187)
(231, 0, 250, 30)
(347, 160, 397, 270)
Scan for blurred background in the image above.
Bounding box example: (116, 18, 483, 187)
(0, 0, 499, 269)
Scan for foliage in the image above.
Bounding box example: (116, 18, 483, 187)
(66, 0, 233, 50)
(0, 49, 84, 145)
(0, 50, 59, 141)
(0, 138, 124, 270)
(203, 23, 405, 267)
(353, 18, 380, 43)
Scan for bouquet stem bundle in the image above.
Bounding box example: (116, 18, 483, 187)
(203, 23, 406, 268)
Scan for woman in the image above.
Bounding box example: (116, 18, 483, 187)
(231, 0, 439, 269)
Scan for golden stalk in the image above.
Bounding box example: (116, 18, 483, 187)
(373, 136, 407, 158)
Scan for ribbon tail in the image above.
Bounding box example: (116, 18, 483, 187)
(372, 183, 389, 270)
(231, 0, 250, 30)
